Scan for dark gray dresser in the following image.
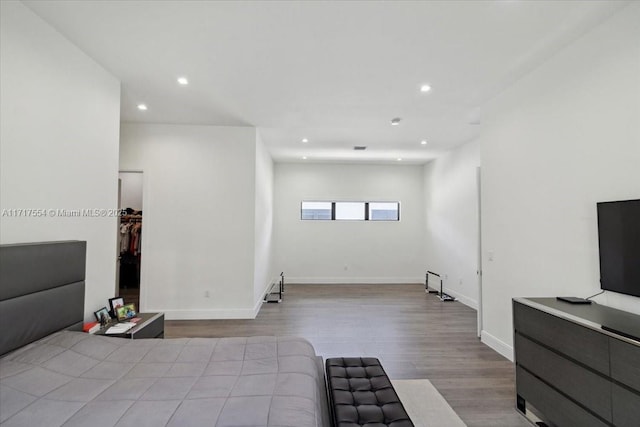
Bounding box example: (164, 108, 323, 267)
(513, 298, 640, 427)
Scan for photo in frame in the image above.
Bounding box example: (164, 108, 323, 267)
(116, 303, 137, 321)
(94, 307, 110, 322)
(108, 297, 125, 317)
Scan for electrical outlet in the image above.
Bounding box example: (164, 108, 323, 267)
(204, 290, 210, 298)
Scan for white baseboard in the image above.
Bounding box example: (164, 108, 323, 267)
(439, 288, 478, 310)
(481, 330, 514, 362)
(155, 277, 279, 320)
(156, 308, 257, 320)
(253, 298, 263, 317)
(288, 277, 423, 284)
(253, 276, 279, 317)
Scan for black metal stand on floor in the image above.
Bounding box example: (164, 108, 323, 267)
(426, 270, 456, 302)
(264, 272, 285, 303)
(425, 271, 439, 294)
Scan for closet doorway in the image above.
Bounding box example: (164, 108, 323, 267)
(117, 171, 143, 309)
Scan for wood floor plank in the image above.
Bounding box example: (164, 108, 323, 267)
(165, 284, 530, 427)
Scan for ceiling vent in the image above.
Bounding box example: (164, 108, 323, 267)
(353, 146, 367, 151)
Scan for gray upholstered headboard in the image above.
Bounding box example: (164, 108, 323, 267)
(0, 240, 86, 356)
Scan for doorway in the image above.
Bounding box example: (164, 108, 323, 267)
(117, 171, 143, 309)
(476, 167, 483, 338)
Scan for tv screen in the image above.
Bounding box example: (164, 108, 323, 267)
(597, 199, 640, 297)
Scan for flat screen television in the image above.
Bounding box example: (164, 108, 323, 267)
(597, 199, 640, 297)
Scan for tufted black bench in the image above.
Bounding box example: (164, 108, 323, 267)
(326, 357, 414, 427)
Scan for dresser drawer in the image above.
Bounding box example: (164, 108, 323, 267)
(612, 383, 640, 427)
(515, 333, 612, 421)
(610, 337, 640, 391)
(514, 301, 609, 374)
(516, 366, 608, 427)
(130, 313, 164, 339)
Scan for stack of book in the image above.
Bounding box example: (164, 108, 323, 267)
(82, 322, 100, 334)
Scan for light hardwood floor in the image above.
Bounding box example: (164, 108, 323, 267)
(165, 284, 530, 427)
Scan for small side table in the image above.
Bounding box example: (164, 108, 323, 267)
(95, 312, 164, 339)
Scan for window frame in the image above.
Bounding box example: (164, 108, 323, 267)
(300, 200, 400, 221)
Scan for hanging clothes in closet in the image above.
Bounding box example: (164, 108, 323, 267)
(119, 214, 142, 288)
(120, 221, 142, 255)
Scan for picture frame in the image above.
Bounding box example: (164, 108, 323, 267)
(94, 307, 110, 322)
(108, 297, 125, 317)
(116, 303, 137, 321)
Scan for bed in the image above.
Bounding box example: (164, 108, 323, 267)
(0, 241, 329, 427)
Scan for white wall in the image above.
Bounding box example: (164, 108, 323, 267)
(423, 139, 480, 308)
(0, 1, 121, 321)
(480, 3, 640, 360)
(253, 132, 275, 307)
(120, 123, 260, 319)
(274, 163, 425, 283)
(119, 171, 143, 211)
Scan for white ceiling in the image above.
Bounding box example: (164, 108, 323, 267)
(24, 0, 628, 164)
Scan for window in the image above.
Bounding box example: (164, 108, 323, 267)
(335, 202, 365, 220)
(301, 201, 399, 221)
(368, 202, 399, 221)
(301, 201, 332, 220)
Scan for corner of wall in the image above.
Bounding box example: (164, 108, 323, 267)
(481, 330, 514, 362)
(422, 139, 481, 313)
(253, 131, 276, 311)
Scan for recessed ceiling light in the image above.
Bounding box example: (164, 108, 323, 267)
(397, 158, 402, 161)
(420, 84, 432, 93)
(421, 140, 428, 145)
(137, 104, 148, 111)
(302, 156, 307, 160)
(390, 118, 401, 126)
(177, 77, 189, 85)
(302, 138, 309, 143)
